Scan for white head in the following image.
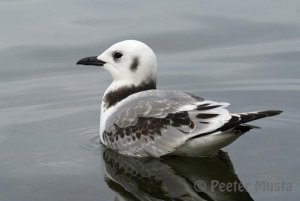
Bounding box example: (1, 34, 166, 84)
(77, 40, 157, 86)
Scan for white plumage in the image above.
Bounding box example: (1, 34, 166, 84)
(77, 40, 282, 157)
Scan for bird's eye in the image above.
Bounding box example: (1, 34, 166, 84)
(113, 52, 123, 59)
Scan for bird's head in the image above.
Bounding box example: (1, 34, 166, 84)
(77, 40, 157, 86)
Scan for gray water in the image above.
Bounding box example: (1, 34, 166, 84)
(0, 0, 299, 200)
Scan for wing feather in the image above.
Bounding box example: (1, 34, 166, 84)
(102, 90, 231, 157)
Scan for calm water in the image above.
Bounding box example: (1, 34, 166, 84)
(0, 0, 299, 200)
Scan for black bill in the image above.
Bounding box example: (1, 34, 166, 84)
(76, 56, 106, 66)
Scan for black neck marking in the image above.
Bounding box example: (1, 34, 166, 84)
(103, 80, 156, 109)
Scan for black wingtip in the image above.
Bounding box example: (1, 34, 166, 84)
(238, 110, 283, 125)
(261, 110, 283, 117)
(216, 110, 282, 132)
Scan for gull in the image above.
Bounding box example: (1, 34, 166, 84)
(77, 40, 282, 157)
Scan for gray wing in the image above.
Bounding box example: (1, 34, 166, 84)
(102, 90, 231, 157)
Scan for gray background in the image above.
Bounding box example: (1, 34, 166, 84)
(0, 0, 299, 200)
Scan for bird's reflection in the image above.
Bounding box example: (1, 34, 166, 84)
(102, 148, 253, 201)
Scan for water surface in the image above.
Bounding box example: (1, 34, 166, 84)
(0, 0, 299, 200)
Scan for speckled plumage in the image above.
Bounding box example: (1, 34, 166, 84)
(77, 40, 282, 157)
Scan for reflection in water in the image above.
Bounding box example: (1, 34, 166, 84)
(102, 148, 253, 201)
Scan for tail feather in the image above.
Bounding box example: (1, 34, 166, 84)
(218, 110, 282, 132)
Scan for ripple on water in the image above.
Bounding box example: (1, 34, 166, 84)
(74, 126, 101, 152)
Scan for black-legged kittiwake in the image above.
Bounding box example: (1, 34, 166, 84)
(77, 40, 282, 157)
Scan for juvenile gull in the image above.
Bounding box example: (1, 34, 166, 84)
(77, 40, 282, 157)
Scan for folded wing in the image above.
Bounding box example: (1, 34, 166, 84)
(102, 90, 232, 157)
